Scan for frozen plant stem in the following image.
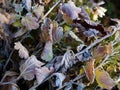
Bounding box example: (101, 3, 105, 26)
(39, 0, 63, 23)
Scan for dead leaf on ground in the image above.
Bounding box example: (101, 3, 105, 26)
(14, 42, 29, 59)
(83, 59, 95, 84)
(95, 68, 116, 89)
(19, 55, 44, 81)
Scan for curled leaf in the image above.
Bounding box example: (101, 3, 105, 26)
(61, 49, 76, 72)
(21, 13, 39, 30)
(53, 73, 66, 88)
(83, 59, 95, 84)
(60, 0, 81, 23)
(83, 28, 99, 38)
(14, 42, 29, 59)
(95, 68, 116, 89)
(20, 55, 44, 81)
(77, 45, 92, 61)
(52, 21, 63, 43)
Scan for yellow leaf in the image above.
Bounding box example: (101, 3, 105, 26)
(95, 68, 116, 89)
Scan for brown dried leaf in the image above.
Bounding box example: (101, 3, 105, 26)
(93, 45, 107, 61)
(40, 18, 53, 42)
(95, 68, 116, 89)
(83, 59, 95, 84)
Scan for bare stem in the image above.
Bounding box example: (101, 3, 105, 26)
(38, 0, 62, 23)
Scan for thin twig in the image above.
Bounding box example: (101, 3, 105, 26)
(57, 74, 85, 90)
(38, 0, 62, 23)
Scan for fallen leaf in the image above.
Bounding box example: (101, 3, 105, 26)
(83, 59, 95, 84)
(95, 68, 116, 89)
(14, 42, 29, 59)
(41, 41, 53, 61)
(68, 30, 84, 43)
(32, 5, 44, 19)
(20, 55, 44, 80)
(53, 73, 66, 88)
(1, 71, 19, 90)
(83, 28, 99, 38)
(61, 49, 76, 72)
(52, 21, 63, 43)
(40, 18, 53, 42)
(35, 66, 54, 84)
(73, 19, 106, 36)
(60, 0, 81, 23)
(77, 44, 92, 61)
(93, 45, 106, 61)
(21, 13, 39, 30)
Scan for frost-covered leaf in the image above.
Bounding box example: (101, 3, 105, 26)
(41, 41, 53, 61)
(95, 68, 116, 89)
(60, 0, 81, 22)
(61, 49, 76, 72)
(14, 4, 24, 13)
(21, 13, 39, 30)
(53, 73, 66, 88)
(83, 59, 95, 84)
(77, 83, 86, 90)
(22, 0, 31, 11)
(40, 18, 53, 42)
(77, 45, 92, 61)
(52, 21, 63, 43)
(68, 30, 84, 43)
(32, 5, 44, 19)
(50, 56, 63, 72)
(83, 28, 99, 38)
(14, 42, 29, 59)
(35, 66, 54, 84)
(20, 55, 44, 81)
